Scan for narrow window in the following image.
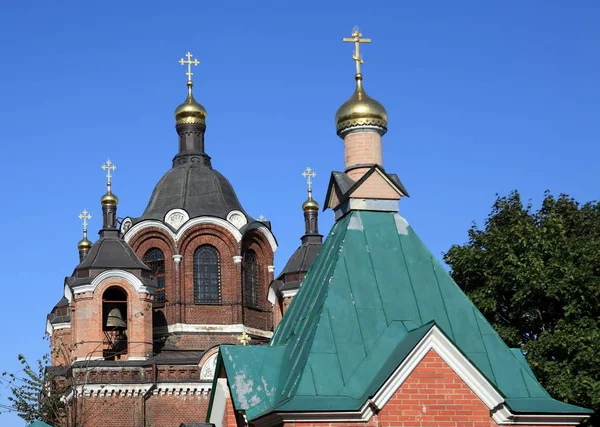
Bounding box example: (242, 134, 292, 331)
(244, 251, 259, 308)
(144, 248, 166, 305)
(102, 287, 128, 360)
(194, 245, 221, 303)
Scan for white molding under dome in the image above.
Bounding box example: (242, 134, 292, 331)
(226, 210, 248, 229)
(124, 217, 243, 244)
(164, 208, 190, 230)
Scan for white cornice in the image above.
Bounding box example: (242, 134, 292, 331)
(72, 270, 153, 295)
(75, 382, 212, 398)
(254, 225, 278, 252)
(254, 325, 589, 426)
(167, 323, 273, 338)
(280, 289, 298, 298)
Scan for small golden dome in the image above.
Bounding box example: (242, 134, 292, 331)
(77, 237, 92, 251)
(175, 82, 207, 127)
(302, 191, 320, 212)
(101, 190, 119, 206)
(335, 73, 387, 137)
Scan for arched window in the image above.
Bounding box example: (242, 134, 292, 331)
(102, 287, 128, 360)
(244, 250, 259, 308)
(144, 248, 165, 305)
(194, 245, 221, 303)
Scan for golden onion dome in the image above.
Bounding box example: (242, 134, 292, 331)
(335, 73, 387, 137)
(302, 197, 319, 212)
(77, 237, 92, 251)
(302, 189, 320, 212)
(101, 190, 119, 206)
(175, 82, 207, 127)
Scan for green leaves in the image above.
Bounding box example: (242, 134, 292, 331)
(445, 191, 600, 425)
(2, 353, 68, 425)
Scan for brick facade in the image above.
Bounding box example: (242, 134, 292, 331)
(71, 394, 209, 427)
(70, 277, 153, 361)
(50, 218, 277, 426)
(219, 349, 580, 427)
(344, 130, 383, 179)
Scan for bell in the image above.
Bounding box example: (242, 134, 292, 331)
(106, 308, 127, 329)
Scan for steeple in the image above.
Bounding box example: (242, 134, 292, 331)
(335, 27, 388, 180)
(301, 167, 320, 242)
(77, 209, 92, 261)
(174, 52, 210, 167)
(325, 27, 408, 216)
(100, 159, 119, 237)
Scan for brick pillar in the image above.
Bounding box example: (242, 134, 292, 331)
(172, 254, 183, 324)
(344, 129, 383, 181)
(233, 255, 243, 324)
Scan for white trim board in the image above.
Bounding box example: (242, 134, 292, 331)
(167, 323, 273, 338)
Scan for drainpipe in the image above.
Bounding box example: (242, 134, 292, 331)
(142, 363, 157, 426)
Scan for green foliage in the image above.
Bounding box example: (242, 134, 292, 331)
(444, 191, 600, 424)
(2, 353, 67, 425)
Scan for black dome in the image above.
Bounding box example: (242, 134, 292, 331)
(135, 162, 250, 224)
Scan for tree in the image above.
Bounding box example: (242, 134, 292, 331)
(444, 191, 600, 424)
(2, 353, 68, 425)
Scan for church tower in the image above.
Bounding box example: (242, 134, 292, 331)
(270, 168, 322, 327)
(120, 52, 277, 353)
(46, 52, 278, 427)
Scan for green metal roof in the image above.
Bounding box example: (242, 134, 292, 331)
(26, 421, 54, 427)
(219, 210, 592, 421)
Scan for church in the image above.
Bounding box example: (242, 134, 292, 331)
(45, 28, 592, 427)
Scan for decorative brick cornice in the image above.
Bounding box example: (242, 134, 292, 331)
(75, 382, 212, 398)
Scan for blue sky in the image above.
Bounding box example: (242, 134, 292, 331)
(1, 1, 599, 424)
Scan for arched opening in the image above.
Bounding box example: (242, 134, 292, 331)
(143, 248, 166, 306)
(194, 245, 221, 303)
(244, 250, 259, 308)
(102, 286, 128, 360)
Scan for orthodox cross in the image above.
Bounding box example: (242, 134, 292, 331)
(101, 159, 116, 185)
(343, 26, 371, 75)
(237, 331, 251, 346)
(258, 215, 266, 222)
(302, 167, 316, 192)
(179, 52, 200, 82)
(78, 209, 92, 231)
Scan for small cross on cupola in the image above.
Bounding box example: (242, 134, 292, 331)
(100, 159, 119, 232)
(77, 209, 93, 261)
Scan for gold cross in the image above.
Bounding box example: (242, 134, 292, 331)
(258, 215, 266, 222)
(179, 52, 200, 82)
(343, 26, 371, 75)
(302, 167, 317, 192)
(78, 209, 92, 230)
(237, 331, 251, 346)
(101, 159, 116, 184)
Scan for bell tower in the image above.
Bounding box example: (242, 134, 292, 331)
(48, 160, 155, 362)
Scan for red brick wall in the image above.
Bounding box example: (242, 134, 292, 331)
(73, 394, 209, 427)
(256, 350, 579, 427)
(70, 277, 153, 361)
(223, 394, 239, 427)
(128, 221, 275, 347)
(75, 396, 143, 427)
(344, 131, 383, 175)
(146, 394, 209, 426)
